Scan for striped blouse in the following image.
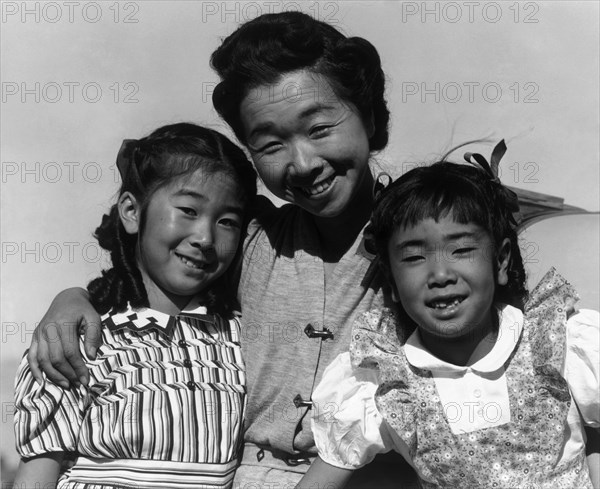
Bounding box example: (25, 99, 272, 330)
(14, 297, 246, 488)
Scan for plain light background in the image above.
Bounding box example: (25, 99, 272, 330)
(1, 0, 599, 481)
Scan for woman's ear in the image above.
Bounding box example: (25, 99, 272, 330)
(118, 192, 141, 235)
(496, 238, 512, 286)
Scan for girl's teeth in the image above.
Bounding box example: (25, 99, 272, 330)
(178, 255, 202, 269)
(433, 299, 462, 309)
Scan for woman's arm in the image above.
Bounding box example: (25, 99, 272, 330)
(29, 288, 102, 387)
(13, 453, 64, 488)
(296, 457, 353, 489)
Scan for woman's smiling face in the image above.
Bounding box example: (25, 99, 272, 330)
(239, 69, 373, 218)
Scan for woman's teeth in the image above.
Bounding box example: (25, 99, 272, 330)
(300, 175, 335, 196)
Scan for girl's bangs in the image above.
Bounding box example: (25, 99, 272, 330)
(394, 178, 491, 232)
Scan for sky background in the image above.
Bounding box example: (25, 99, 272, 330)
(1, 0, 599, 480)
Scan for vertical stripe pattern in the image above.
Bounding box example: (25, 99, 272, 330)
(14, 302, 246, 488)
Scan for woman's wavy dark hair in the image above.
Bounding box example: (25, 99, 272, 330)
(370, 160, 528, 316)
(210, 11, 390, 151)
(87, 123, 257, 315)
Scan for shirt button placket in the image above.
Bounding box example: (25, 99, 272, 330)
(177, 317, 196, 391)
(296, 323, 330, 412)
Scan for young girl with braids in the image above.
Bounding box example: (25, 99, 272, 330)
(13, 123, 256, 489)
(300, 142, 599, 488)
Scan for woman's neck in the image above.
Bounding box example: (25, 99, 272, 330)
(313, 170, 374, 262)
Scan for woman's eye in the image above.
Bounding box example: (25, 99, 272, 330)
(260, 142, 283, 154)
(219, 218, 241, 229)
(310, 125, 332, 137)
(454, 247, 475, 255)
(178, 207, 197, 216)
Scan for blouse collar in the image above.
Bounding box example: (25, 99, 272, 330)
(404, 304, 524, 374)
(101, 296, 210, 336)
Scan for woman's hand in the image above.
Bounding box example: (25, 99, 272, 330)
(28, 288, 102, 388)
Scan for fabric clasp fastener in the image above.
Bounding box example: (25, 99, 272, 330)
(284, 457, 312, 467)
(293, 394, 313, 409)
(304, 324, 334, 340)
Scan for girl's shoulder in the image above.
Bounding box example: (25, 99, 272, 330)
(564, 308, 599, 427)
(525, 267, 578, 306)
(349, 306, 410, 382)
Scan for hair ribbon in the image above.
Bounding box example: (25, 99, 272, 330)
(463, 139, 520, 225)
(116, 139, 139, 180)
(373, 172, 393, 200)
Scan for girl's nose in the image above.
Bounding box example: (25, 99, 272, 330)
(190, 221, 215, 250)
(427, 258, 458, 288)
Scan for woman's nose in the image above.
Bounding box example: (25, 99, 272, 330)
(288, 141, 321, 177)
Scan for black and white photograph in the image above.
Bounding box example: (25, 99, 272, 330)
(2, 1, 599, 487)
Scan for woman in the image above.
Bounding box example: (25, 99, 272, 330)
(28, 12, 415, 487)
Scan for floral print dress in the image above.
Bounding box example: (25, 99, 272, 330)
(312, 269, 598, 488)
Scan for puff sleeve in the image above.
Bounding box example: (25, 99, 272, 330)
(311, 352, 394, 469)
(565, 309, 600, 427)
(14, 353, 86, 458)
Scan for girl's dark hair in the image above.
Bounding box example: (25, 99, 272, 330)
(370, 160, 528, 312)
(210, 11, 389, 151)
(87, 122, 257, 315)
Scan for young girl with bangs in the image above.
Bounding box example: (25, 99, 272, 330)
(13, 123, 256, 489)
(302, 143, 599, 488)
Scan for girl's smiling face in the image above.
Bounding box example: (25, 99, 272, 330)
(387, 215, 511, 362)
(121, 170, 244, 313)
(239, 69, 373, 218)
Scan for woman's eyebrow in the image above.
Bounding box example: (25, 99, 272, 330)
(247, 104, 339, 144)
(247, 122, 275, 142)
(297, 103, 337, 120)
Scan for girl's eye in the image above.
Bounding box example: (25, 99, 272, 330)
(402, 255, 424, 263)
(178, 207, 197, 216)
(454, 247, 476, 255)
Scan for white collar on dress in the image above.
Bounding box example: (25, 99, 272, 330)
(404, 304, 524, 374)
(101, 296, 209, 336)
